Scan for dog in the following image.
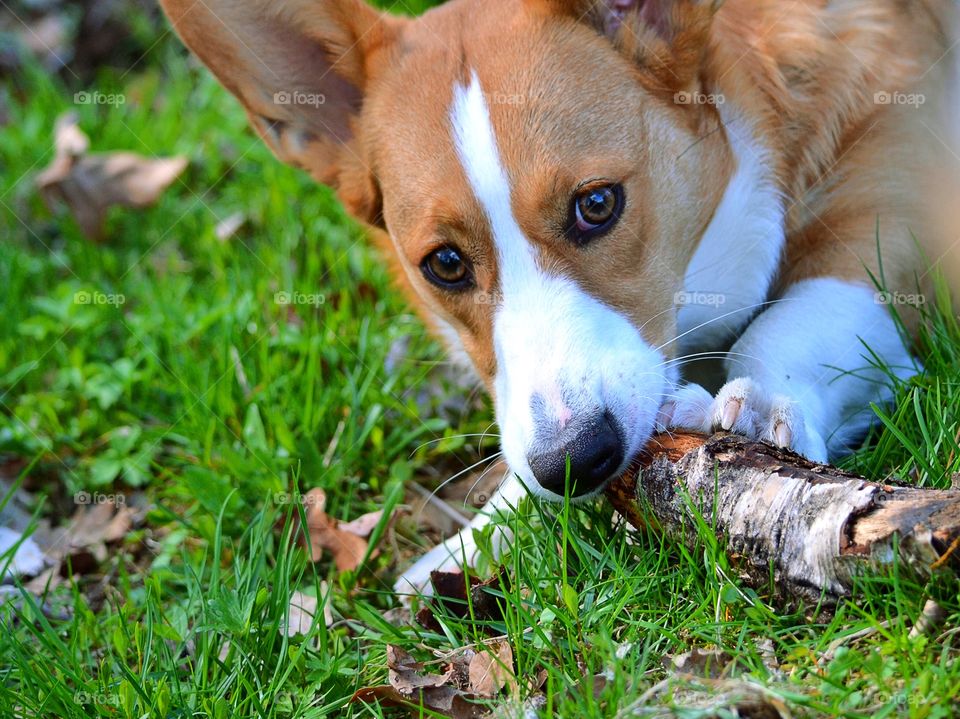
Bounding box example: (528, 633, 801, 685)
(159, 0, 958, 591)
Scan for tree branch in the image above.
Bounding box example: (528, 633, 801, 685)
(605, 432, 960, 603)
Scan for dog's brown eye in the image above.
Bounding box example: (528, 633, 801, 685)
(422, 246, 471, 289)
(569, 183, 624, 244)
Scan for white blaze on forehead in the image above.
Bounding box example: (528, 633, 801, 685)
(449, 71, 536, 296)
(448, 71, 669, 495)
(449, 71, 570, 401)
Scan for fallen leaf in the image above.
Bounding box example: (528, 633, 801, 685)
(37, 113, 187, 240)
(282, 586, 333, 636)
(214, 211, 245, 242)
(42, 499, 138, 577)
(301, 488, 369, 572)
(663, 647, 736, 679)
(340, 509, 385, 538)
(468, 641, 515, 698)
(67, 501, 132, 545)
(388, 645, 457, 693)
(405, 484, 469, 541)
(352, 644, 488, 719)
(527, 668, 549, 694)
(629, 677, 789, 718)
(416, 569, 508, 633)
(353, 684, 485, 719)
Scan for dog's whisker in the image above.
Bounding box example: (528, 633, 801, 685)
(654, 298, 796, 353)
(410, 433, 502, 456)
(658, 350, 763, 368)
(637, 304, 680, 334)
(462, 454, 510, 511)
(415, 452, 505, 523)
(478, 421, 501, 447)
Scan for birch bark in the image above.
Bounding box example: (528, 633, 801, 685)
(606, 433, 960, 602)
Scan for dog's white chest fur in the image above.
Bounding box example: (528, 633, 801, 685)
(677, 108, 786, 353)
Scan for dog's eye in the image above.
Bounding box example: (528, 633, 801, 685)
(569, 183, 624, 243)
(421, 246, 472, 290)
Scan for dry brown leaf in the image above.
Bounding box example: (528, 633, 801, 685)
(41, 500, 137, 577)
(302, 488, 369, 572)
(353, 684, 485, 719)
(416, 569, 508, 633)
(339, 509, 385, 538)
(627, 677, 789, 718)
(351, 644, 488, 719)
(37, 113, 187, 240)
(282, 588, 333, 636)
(663, 647, 736, 679)
(467, 641, 516, 698)
(388, 645, 457, 693)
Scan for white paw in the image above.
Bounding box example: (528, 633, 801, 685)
(656, 382, 714, 432)
(660, 378, 829, 463)
(393, 538, 474, 596)
(393, 525, 514, 597)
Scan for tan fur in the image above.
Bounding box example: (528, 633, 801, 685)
(160, 0, 957, 379)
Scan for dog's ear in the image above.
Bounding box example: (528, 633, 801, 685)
(160, 0, 405, 225)
(542, 0, 722, 91)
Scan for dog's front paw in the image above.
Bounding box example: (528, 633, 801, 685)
(393, 524, 514, 597)
(659, 378, 829, 463)
(394, 538, 473, 596)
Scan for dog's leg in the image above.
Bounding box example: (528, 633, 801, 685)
(663, 277, 919, 461)
(394, 474, 525, 595)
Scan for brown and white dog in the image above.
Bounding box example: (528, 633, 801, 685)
(159, 0, 958, 589)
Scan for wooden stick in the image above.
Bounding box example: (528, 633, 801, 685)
(605, 432, 960, 603)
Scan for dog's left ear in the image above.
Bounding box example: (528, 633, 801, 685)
(542, 0, 722, 91)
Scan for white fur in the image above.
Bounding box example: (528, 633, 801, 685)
(450, 71, 670, 498)
(677, 108, 785, 352)
(393, 473, 523, 595)
(670, 278, 918, 460)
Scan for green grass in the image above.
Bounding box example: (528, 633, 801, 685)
(2, 4, 960, 717)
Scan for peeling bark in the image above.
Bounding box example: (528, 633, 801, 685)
(606, 432, 960, 603)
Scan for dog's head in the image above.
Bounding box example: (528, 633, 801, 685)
(162, 0, 733, 498)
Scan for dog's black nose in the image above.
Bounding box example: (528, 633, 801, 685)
(527, 412, 624, 497)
